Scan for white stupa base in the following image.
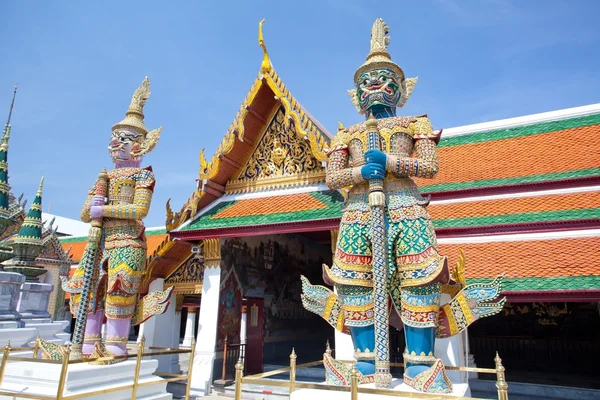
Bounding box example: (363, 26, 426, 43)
(0, 328, 37, 347)
(0, 359, 172, 400)
(22, 320, 69, 339)
(290, 380, 470, 400)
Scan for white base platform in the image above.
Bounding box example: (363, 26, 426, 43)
(0, 359, 172, 400)
(290, 380, 470, 400)
(0, 328, 37, 347)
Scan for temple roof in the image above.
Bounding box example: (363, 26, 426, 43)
(440, 232, 600, 301)
(59, 226, 167, 262)
(166, 21, 332, 232)
(173, 188, 343, 239)
(416, 106, 600, 196)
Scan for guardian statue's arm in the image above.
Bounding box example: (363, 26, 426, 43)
(325, 148, 366, 189)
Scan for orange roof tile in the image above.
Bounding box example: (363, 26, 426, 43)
(439, 237, 600, 280)
(211, 193, 327, 219)
(60, 233, 168, 262)
(429, 191, 600, 221)
(415, 122, 600, 189)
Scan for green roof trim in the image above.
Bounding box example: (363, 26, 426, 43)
(439, 113, 600, 148)
(433, 207, 600, 229)
(182, 190, 345, 231)
(59, 226, 167, 243)
(468, 275, 600, 292)
(420, 168, 600, 194)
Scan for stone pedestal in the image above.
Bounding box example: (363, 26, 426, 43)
(0, 271, 25, 323)
(21, 319, 70, 345)
(0, 325, 37, 347)
(16, 282, 53, 319)
(0, 359, 172, 400)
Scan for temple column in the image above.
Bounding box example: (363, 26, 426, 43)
(189, 239, 222, 396)
(141, 278, 179, 373)
(330, 229, 354, 360)
(169, 302, 182, 373)
(182, 307, 197, 347)
(240, 300, 247, 346)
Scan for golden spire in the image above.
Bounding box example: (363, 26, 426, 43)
(4, 84, 17, 132)
(258, 19, 272, 73)
(37, 176, 44, 196)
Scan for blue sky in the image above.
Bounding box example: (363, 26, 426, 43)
(0, 0, 599, 228)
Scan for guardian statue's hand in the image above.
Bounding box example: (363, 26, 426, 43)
(89, 195, 106, 208)
(361, 163, 385, 180)
(365, 149, 387, 168)
(90, 206, 102, 219)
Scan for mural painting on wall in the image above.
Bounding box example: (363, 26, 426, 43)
(219, 234, 331, 341)
(216, 266, 243, 351)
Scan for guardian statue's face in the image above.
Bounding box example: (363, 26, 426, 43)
(108, 130, 143, 165)
(355, 68, 402, 112)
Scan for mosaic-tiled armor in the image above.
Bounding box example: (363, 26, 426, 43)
(63, 77, 171, 358)
(301, 19, 504, 393)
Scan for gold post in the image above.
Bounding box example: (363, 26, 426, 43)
(0, 341, 12, 387)
(221, 336, 228, 381)
(234, 357, 243, 400)
(56, 345, 71, 400)
(495, 352, 509, 400)
(131, 336, 145, 400)
(184, 339, 196, 400)
(350, 362, 359, 400)
(289, 347, 297, 394)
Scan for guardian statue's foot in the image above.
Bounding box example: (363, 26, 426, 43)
(89, 342, 122, 365)
(323, 353, 375, 385)
(404, 359, 452, 394)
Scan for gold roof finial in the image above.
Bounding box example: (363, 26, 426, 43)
(258, 19, 272, 73)
(37, 176, 44, 196)
(112, 77, 152, 136)
(5, 84, 18, 129)
(3, 84, 18, 141)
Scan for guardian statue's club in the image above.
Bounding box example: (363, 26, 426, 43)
(301, 19, 505, 393)
(62, 77, 172, 360)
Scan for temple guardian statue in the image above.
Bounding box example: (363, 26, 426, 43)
(301, 19, 505, 393)
(62, 77, 172, 360)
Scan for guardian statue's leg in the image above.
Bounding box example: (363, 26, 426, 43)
(83, 310, 104, 355)
(104, 246, 146, 356)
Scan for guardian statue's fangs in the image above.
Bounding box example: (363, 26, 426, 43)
(301, 19, 505, 393)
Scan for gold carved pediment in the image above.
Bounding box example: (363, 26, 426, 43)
(226, 107, 326, 194)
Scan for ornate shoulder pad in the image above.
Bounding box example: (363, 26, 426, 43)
(412, 116, 442, 144)
(136, 166, 156, 191)
(325, 143, 349, 156)
(330, 128, 352, 152)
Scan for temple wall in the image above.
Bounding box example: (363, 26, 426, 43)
(219, 233, 334, 364)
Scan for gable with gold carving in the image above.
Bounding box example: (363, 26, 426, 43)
(236, 107, 323, 182)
